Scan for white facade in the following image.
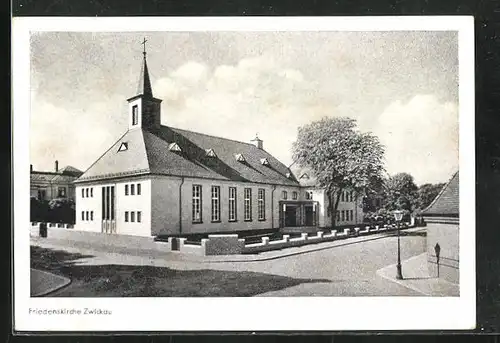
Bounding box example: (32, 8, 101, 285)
(76, 175, 363, 237)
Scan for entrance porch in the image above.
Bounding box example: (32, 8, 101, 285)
(279, 201, 319, 229)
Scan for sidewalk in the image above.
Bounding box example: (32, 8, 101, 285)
(31, 268, 71, 296)
(376, 253, 459, 296)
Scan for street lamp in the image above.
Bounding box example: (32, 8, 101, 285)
(393, 209, 404, 280)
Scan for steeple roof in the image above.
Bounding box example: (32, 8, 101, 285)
(137, 53, 153, 97)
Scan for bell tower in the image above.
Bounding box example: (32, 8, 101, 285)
(127, 38, 162, 131)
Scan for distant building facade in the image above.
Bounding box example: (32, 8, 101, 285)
(30, 161, 83, 201)
(421, 171, 459, 284)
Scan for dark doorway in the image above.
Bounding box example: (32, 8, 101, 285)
(285, 206, 297, 227)
(305, 206, 314, 226)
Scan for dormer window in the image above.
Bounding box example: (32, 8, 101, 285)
(205, 149, 217, 158)
(118, 142, 128, 152)
(260, 158, 270, 166)
(235, 154, 246, 162)
(168, 142, 182, 152)
(299, 173, 309, 180)
(286, 172, 292, 178)
(132, 105, 139, 126)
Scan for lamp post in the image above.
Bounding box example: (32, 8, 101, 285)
(393, 210, 404, 280)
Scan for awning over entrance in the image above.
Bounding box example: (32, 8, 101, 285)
(279, 201, 319, 228)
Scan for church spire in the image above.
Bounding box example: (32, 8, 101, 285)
(137, 37, 153, 97)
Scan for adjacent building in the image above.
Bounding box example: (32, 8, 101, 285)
(30, 161, 83, 201)
(74, 48, 363, 237)
(421, 171, 459, 284)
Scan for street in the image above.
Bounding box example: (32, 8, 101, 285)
(31, 230, 427, 297)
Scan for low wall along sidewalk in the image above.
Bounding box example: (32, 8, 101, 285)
(30, 221, 412, 257)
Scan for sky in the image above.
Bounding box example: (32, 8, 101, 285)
(30, 31, 459, 186)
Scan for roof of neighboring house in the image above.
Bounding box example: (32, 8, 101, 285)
(421, 171, 459, 217)
(76, 126, 300, 186)
(30, 165, 83, 184)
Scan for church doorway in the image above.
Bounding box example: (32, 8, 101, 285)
(101, 185, 116, 234)
(284, 205, 298, 227)
(305, 205, 314, 226)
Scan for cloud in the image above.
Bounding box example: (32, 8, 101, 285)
(374, 94, 459, 185)
(152, 56, 339, 166)
(30, 93, 126, 172)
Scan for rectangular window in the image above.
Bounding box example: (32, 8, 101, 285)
(137, 183, 141, 195)
(341, 191, 345, 202)
(82, 189, 85, 198)
(228, 187, 237, 221)
(91, 188, 93, 197)
(125, 211, 129, 222)
(192, 185, 202, 223)
(86, 188, 89, 198)
(258, 188, 265, 220)
(282, 190, 288, 200)
(244, 188, 252, 221)
(110, 186, 115, 220)
(81, 211, 85, 221)
(131, 184, 135, 195)
(90, 211, 94, 221)
(350, 210, 354, 222)
(292, 191, 297, 200)
(131, 211, 135, 222)
(341, 210, 345, 222)
(132, 105, 138, 125)
(137, 211, 142, 223)
(86, 211, 89, 221)
(125, 184, 129, 196)
(211, 186, 220, 222)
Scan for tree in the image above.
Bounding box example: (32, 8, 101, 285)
(382, 172, 419, 212)
(48, 198, 76, 224)
(417, 183, 445, 210)
(292, 117, 385, 227)
(30, 196, 50, 222)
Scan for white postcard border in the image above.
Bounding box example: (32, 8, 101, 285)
(13, 16, 475, 331)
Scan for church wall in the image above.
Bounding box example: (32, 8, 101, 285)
(175, 178, 301, 235)
(75, 177, 152, 237)
(150, 176, 182, 236)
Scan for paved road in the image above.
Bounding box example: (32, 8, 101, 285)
(33, 231, 427, 296)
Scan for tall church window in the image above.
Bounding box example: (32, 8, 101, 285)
(258, 188, 265, 221)
(192, 185, 202, 223)
(244, 188, 252, 221)
(228, 187, 237, 221)
(132, 105, 139, 125)
(211, 186, 220, 222)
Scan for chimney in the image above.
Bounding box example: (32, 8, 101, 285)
(30, 164, 33, 173)
(55, 160, 59, 172)
(250, 134, 263, 150)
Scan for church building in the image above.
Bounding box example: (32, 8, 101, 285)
(74, 46, 362, 237)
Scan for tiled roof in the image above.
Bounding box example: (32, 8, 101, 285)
(422, 171, 459, 217)
(77, 126, 299, 186)
(58, 165, 83, 177)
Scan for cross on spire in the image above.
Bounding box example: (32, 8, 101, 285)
(141, 37, 148, 56)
